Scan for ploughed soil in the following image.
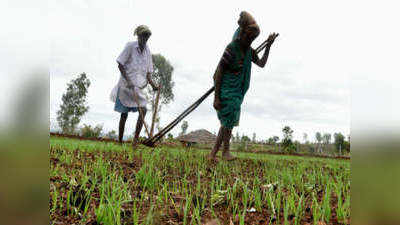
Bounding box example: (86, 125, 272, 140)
(50, 142, 350, 225)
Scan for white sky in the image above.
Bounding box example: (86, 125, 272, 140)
(46, 0, 399, 142)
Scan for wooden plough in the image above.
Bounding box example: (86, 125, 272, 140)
(143, 38, 272, 147)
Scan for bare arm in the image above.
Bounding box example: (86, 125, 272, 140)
(254, 45, 271, 68)
(253, 33, 279, 68)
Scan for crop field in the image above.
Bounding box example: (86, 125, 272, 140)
(50, 137, 350, 225)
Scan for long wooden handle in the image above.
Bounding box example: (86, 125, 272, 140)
(255, 39, 269, 52)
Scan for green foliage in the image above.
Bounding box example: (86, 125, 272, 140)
(282, 126, 295, 152)
(57, 73, 91, 134)
(268, 136, 280, 144)
(236, 135, 251, 151)
(49, 136, 350, 224)
(241, 135, 250, 142)
(80, 124, 103, 138)
(150, 54, 175, 105)
(237, 141, 247, 152)
(282, 126, 293, 140)
(315, 132, 322, 143)
(143, 54, 175, 133)
(323, 133, 332, 144)
(334, 132, 345, 152)
(167, 133, 174, 140)
(333, 133, 350, 153)
(285, 142, 296, 154)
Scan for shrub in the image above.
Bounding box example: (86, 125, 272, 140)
(80, 124, 103, 138)
(285, 143, 296, 154)
(282, 138, 293, 149)
(237, 141, 247, 152)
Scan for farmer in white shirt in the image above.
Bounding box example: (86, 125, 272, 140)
(110, 25, 159, 149)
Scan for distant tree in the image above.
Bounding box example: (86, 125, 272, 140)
(334, 132, 345, 153)
(180, 120, 188, 135)
(315, 132, 323, 153)
(323, 133, 332, 145)
(147, 54, 175, 135)
(105, 130, 117, 139)
(252, 133, 257, 143)
(283, 126, 294, 140)
(315, 132, 322, 144)
(241, 135, 251, 142)
(57, 73, 91, 134)
(282, 126, 294, 152)
(267, 136, 280, 144)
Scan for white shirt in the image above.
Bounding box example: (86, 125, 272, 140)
(110, 41, 153, 107)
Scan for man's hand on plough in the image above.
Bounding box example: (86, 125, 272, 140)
(266, 33, 279, 47)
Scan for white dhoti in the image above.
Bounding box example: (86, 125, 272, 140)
(110, 82, 148, 108)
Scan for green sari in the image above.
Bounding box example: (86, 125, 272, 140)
(216, 39, 252, 129)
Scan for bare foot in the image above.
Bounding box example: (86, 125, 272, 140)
(132, 139, 138, 150)
(222, 152, 237, 161)
(207, 154, 218, 162)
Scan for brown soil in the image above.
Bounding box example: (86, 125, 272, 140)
(50, 146, 349, 225)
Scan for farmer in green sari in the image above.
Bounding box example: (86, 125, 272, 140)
(209, 11, 279, 161)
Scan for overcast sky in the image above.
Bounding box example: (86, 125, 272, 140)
(48, 0, 357, 142)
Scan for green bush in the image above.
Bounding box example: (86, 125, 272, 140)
(285, 143, 296, 154)
(80, 124, 103, 138)
(237, 141, 247, 152)
(167, 133, 174, 141)
(282, 138, 292, 149)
